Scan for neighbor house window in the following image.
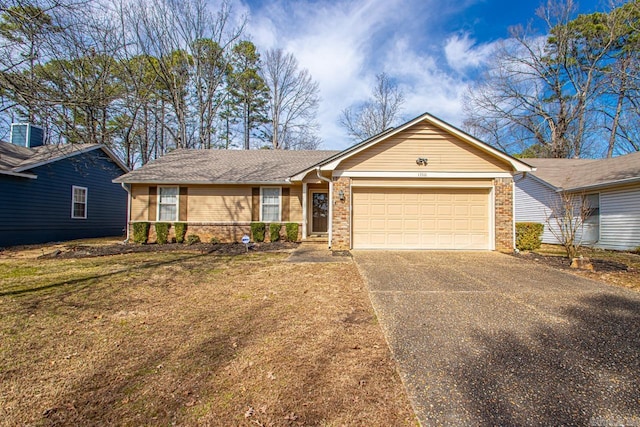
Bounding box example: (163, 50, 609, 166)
(71, 186, 87, 219)
(261, 187, 281, 222)
(158, 186, 179, 221)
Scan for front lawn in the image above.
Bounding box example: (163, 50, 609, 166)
(0, 242, 415, 426)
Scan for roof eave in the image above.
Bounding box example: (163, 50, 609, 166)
(0, 170, 37, 179)
(564, 176, 640, 193)
(113, 179, 293, 186)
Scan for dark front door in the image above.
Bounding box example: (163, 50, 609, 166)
(312, 192, 328, 233)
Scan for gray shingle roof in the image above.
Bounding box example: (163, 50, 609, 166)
(526, 152, 640, 190)
(114, 149, 341, 184)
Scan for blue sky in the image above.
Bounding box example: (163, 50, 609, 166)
(235, 0, 606, 149)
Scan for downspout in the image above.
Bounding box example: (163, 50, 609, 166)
(316, 167, 332, 249)
(121, 183, 131, 243)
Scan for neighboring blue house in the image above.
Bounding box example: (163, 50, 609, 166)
(0, 124, 129, 247)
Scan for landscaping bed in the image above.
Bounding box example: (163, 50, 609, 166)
(0, 239, 415, 426)
(516, 244, 640, 291)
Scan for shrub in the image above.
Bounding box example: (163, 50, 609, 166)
(185, 234, 201, 245)
(251, 222, 266, 242)
(155, 222, 170, 244)
(269, 223, 281, 242)
(210, 236, 220, 244)
(285, 223, 299, 242)
(132, 222, 150, 244)
(516, 222, 544, 251)
(174, 222, 187, 244)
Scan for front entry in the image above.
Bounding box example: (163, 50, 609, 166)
(311, 191, 328, 233)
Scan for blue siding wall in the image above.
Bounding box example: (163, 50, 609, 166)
(0, 149, 127, 247)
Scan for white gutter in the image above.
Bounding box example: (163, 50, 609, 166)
(316, 167, 332, 249)
(121, 183, 131, 243)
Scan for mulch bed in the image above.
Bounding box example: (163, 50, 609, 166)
(516, 252, 632, 273)
(37, 241, 299, 259)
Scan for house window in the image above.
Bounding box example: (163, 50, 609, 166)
(261, 187, 281, 222)
(72, 186, 87, 219)
(158, 186, 179, 221)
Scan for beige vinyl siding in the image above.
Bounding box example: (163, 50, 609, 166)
(131, 184, 149, 221)
(351, 178, 494, 188)
(187, 185, 252, 222)
(352, 187, 490, 249)
(339, 120, 510, 173)
(289, 184, 303, 222)
(131, 184, 303, 223)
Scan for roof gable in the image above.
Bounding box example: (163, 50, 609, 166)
(336, 119, 513, 173)
(0, 141, 128, 178)
(295, 113, 532, 177)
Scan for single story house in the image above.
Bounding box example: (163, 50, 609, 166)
(115, 113, 533, 251)
(0, 124, 129, 247)
(515, 151, 640, 250)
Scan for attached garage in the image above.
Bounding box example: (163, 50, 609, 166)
(289, 112, 533, 252)
(352, 187, 491, 249)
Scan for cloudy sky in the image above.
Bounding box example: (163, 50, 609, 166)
(234, 0, 603, 149)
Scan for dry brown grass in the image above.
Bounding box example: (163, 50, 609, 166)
(0, 241, 416, 426)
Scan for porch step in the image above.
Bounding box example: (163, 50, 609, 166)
(304, 235, 328, 243)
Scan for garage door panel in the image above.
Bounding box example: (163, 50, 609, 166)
(353, 187, 490, 249)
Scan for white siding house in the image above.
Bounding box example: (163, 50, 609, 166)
(514, 153, 640, 251)
(599, 187, 640, 250)
(514, 175, 561, 244)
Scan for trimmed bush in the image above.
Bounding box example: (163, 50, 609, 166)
(285, 223, 299, 242)
(516, 222, 544, 251)
(185, 234, 201, 245)
(132, 222, 150, 244)
(251, 222, 266, 242)
(174, 222, 187, 244)
(269, 223, 281, 242)
(155, 222, 170, 244)
(210, 236, 220, 244)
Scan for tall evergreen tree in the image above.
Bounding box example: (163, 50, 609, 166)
(227, 40, 269, 149)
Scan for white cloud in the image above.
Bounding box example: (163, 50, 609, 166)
(444, 33, 497, 73)
(237, 0, 490, 149)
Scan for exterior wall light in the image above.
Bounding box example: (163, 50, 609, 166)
(338, 189, 345, 201)
(416, 157, 428, 166)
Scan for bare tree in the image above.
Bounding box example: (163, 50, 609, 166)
(261, 48, 320, 149)
(545, 190, 593, 259)
(339, 72, 404, 142)
(125, 0, 243, 150)
(464, 0, 639, 158)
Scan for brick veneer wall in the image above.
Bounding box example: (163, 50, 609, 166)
(494, 177, 514, 252)
(331, 177, 351, 250)
(130, 222, 301, 244)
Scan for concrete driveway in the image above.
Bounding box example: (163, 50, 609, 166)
(353, 251, 640, 426)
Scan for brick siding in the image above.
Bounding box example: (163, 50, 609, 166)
(331, 177, 351, 250)
(494, 177, 514, 252)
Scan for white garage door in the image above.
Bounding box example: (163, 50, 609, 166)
(352, 187, 491, 249)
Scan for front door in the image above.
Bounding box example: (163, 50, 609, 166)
(311, 191, 328, 233)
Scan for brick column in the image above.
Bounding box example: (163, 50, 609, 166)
(494, 177, 514, 252)
(331, 177, 351, 250)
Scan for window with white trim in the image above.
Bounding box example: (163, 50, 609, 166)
(158, 186, 179, 221)
(261, 187, 281, 222)
(72, 186, 87, 219)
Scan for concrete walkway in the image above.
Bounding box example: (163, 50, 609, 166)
(353, 250, 640, 426)
(286, 242, 352, 263)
